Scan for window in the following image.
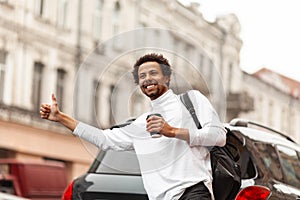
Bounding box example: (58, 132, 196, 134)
(34, 0, 45, 17)
(56, 69, 66, 111)
(208, 59, 214, 82)
(198, 53, 204, 73)
(281, 106, 288, 131)
(57, 0, 68, 28)
(228, 63, 233, 92)
(92, 80, 100, 125)
(96, 150, 141, 175)
(32, 62, 44, 111)
(277, 145, 300, 188)
(154, 30, 160, 47)
(184, 44, 195, 61)
(113, 2, 121, 35)
(289, 109, 296, 135)
(268, 100, 274, 126)
(257, 95, 263, 122)
(0, 50, 7, 102)
(109, 84, 115, 125)
(0, 0, 9, 4)
(112, 2, 121, 49)
(172, 37, 179, 64)
(254, 142, 283, 181)
(136, 24, 146, 48)
(0, 148, 15, 158)
(92, 0, 103, 40)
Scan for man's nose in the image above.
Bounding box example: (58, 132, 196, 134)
(141, 74, 153, 85)
(145, 73, 151, 80)
(144, 73, 152, 80)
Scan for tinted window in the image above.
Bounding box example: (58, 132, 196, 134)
(96, 150, 141, 175)
(254, 143, 283, 181)
(276, 145, 300, 188)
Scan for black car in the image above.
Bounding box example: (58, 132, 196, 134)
(62, 118, 300, 200)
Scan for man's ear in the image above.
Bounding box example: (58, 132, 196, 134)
(164, 76, 171, 86)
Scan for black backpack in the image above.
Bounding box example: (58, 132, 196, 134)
(180, 92, 241, 200)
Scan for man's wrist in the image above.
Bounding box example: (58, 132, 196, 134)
(56, 111, 78, 131)
(174, 128, 190, 143)
(56, 111, 64, 122)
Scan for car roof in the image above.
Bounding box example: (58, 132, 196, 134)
(227, 125, 300, 152)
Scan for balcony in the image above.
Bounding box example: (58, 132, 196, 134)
(226, 91, 254, 120)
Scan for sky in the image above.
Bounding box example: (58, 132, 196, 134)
(180, 0, 300, 82)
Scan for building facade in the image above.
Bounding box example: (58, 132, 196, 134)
(239, 69, 300, 143)
(0, 0, 251, 181)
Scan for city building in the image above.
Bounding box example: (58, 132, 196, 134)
(0, 0, 251, 180)
(240, 68, 300, 143)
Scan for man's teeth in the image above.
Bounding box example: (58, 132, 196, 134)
(147, 85, 154, 89)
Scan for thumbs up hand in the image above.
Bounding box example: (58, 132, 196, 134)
(40, 93, 60, 122)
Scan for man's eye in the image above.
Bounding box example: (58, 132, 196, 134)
(139, 74, 145, 79)
(150, 71, 158, 75)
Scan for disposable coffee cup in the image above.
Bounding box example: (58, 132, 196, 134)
(146, 113, 162, 138)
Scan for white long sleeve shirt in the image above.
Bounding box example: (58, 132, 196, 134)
(73, 89, 226, 200)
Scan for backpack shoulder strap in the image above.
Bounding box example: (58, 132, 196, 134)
(180, 92, 202, 129)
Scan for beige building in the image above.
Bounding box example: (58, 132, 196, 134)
(239, 68, 300, 144)
(0, 0, 251, 181)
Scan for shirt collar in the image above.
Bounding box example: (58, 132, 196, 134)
(151, 89, 175, 106)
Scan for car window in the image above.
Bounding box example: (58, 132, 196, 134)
(96, 150, 141, 175)
(0, 180, 15, 194)
(254, 142, 283, 181)
(276, 145, 300, 188)
(227, 131, 256, 179)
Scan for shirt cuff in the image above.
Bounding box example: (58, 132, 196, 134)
(188, 127, 198, 146)
(73, 122, 84, 136)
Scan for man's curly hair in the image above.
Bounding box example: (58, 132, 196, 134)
(132, 53, 172, 86)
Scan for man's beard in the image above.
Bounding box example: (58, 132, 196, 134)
(144, 88, 160, 98)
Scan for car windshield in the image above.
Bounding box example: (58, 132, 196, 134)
(96, 149, 141, 175)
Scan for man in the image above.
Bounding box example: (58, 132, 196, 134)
(40, 53, 226, 200)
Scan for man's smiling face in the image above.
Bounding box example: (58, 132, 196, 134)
(138, 61, 170, 100)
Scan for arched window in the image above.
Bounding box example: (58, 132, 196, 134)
(0, 50, 7, 103)
(113, 2, 121, 35)
(112, 2, 122, 49)
(34, 0, 45, 17)
(32, 62, 44, 111)
(56, 68, 66, 111)
(92, 0, 104, 40)
(57, 0, 68, 28)
(91, 79, 100, 125)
